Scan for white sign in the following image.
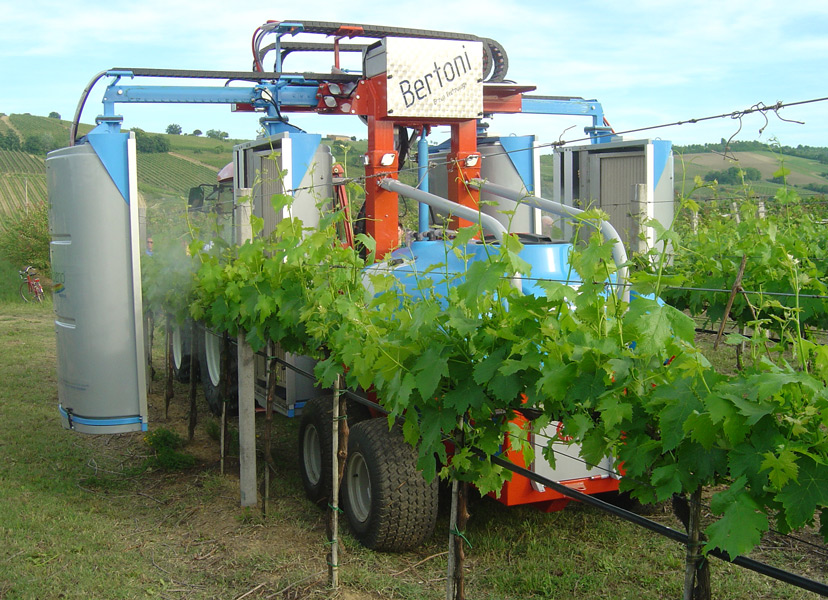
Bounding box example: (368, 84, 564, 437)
(382, 38, 483, 119)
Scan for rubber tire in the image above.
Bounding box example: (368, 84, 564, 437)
(171, 321, 192, 382)
(298, 396, 335, 506)
(341, 419, 439, 552)
(198, 329, 238, 417)
(19, 281, 33, 303)
(298, 396, 377, 507)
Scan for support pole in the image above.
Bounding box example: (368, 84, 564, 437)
(236, 194, 257, 507)
(418, 128, 430, 233)
(329, 375, 342, 588)
(262, 341, 277, 516)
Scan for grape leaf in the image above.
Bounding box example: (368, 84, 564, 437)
(651, 463, 683, 500)
(777, 457, 828, 530)
(705, 489, 769, 557)
(760, 449, 799, 489)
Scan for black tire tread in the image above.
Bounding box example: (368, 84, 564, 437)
(343, 419, 438, 552)
(199, 330, 238, 417)
(298, 396, 334, 505)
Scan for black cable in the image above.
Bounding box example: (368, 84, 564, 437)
(69, 70, 109, 146)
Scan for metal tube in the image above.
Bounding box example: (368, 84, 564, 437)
(469, 179, 629, 301)
(417, 131, 430, 234)
(378, 178, 507, 243)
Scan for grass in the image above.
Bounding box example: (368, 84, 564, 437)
(0, 303, 824, 599)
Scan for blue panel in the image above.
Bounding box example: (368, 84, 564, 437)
(290, 133, 322, 186)
(652, 140, 672, 189)
(497, 135, 535, 193)
(87, 125, 130, 204)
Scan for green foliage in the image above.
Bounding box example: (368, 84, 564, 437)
(0, 130, 21, 151)
(166, 123, 182, 135)
(0, 200, 51, 275)
(48, 112, 61, 119)
(143, 427, 196, 471)
(703, 166, 761, 185)
(206, 129, 228, 140)
(664, 185, 828, 333)
(132, 128, 171, 153)
(674, 139, 828, 165)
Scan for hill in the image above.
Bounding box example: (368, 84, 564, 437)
(673, 141, 828, 198)
(3, 113, 828, 221)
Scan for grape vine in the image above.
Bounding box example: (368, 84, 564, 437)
(156, 175, 828, 562)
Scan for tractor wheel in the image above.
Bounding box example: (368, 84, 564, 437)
(171, 322, 191, 383)
(342, 419, 438, 551)
(198, 328, 238, 416)
(298, 396, 375, 506)
(298, 396, 334, 505)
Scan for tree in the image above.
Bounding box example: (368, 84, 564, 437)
(133, 128, 170, 153)
(166, 124, 182, 135)
(192, 129, 202, 137)
(23, 136, 46, 155)
(0, 131, 21, 151)
(48, 112, 61, 120)
(206, 129, 228, 140)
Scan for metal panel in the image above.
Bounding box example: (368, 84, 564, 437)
(592, 152, 646, 247)
(428, 136, 537, 233)
(46, 139, 147, 434)
(368, 38, 483, 119)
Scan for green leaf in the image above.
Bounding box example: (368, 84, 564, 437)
(683, 412, 717, 450)
(657, 381, 703, 452)
(705, 488, 769, 557)
(651, 463, 683, 500)
(776, 457, 828, 530)
(627, 300, 695, 354)
(761, 449, 799, 489)
(597, 394, 633, 430)
(537, 362, 577, 400)
(473, 345, 509, 385)
(412, 345, 449, 401)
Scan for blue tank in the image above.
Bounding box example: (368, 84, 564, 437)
(383, 239, 581, 300)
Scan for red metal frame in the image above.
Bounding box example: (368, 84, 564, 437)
(492, 412, 620, 512)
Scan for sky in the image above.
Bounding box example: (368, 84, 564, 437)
(3, 0, 827, 150)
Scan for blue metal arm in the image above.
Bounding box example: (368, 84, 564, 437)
(520, 96, 616, 143)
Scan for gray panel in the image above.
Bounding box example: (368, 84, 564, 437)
(46, 143, 147, 434)
(596, 153, 645, 246)
(428, 139, 536, 233)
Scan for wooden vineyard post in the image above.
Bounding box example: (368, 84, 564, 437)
(447, 422, 469, 600)
(714, 254, 748, 351)
(262, 341, 277, 516)
(328, 374, 347, 589)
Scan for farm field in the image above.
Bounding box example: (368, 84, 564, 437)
(674, 150, 828, 195)
(0, 300, 824, 600)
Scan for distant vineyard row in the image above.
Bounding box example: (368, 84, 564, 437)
(136, 153, 218, 196)
(0, 174, 47, 216)
(0, 150, 45, 175)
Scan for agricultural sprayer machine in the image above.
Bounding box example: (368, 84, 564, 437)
(46, 19, 673, 551)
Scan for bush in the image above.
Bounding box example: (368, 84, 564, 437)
(703, 166, 761, 185)
(132, 128, 170, 153)
(0, 201, 51, 275)
(143, 428, 196, 471)
(0, 131, 21, 151)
